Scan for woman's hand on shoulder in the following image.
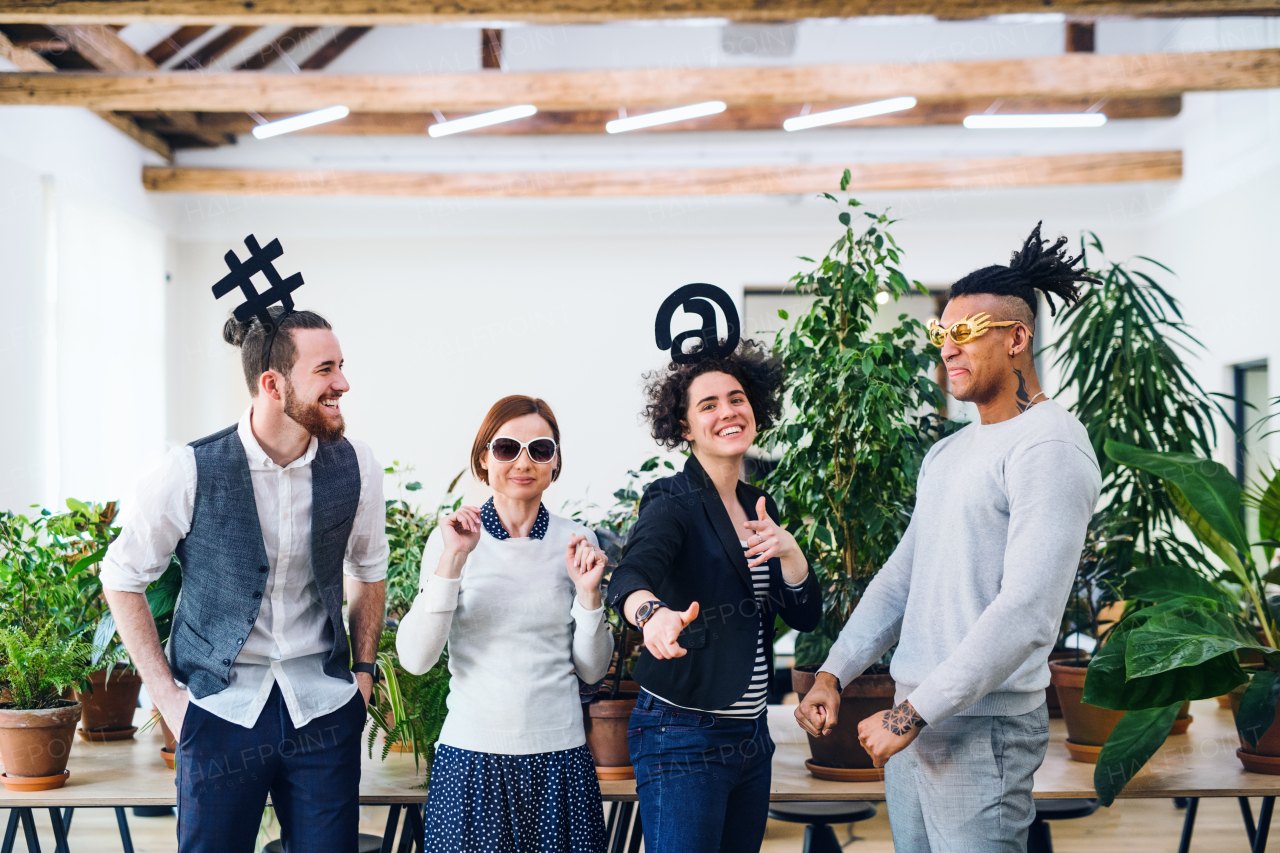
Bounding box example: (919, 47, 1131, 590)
(439, 506, 483, 560)
(565, 533, 607, 609)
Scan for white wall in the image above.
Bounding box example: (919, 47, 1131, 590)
(0, 107, 168, 513)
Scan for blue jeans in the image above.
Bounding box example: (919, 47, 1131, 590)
(627, 691, 775, 853)
(176, 684, 365, 853)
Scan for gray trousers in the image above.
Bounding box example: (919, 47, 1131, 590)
(884, 703, 1049, 853)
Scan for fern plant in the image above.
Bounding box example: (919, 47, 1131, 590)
(365, 631, 451, 787)
(0, 624, 116, 711)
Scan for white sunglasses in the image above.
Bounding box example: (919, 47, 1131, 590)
(487, 436, 558, 464)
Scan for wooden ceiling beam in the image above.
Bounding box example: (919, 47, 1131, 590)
(145, 24, 211, 65)
(0, 28, 170, 159)
(1, 0, 1277, 25)
(192, 96, 1180, 138)
(2, 49, 1273, 112)
(140, 151, 1182, 198)
(172, 24, 256, 70)
(296, 25, 369, 70)
(234, 25, 317, 70)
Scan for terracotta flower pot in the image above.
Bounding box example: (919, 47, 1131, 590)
(583, 692, 638, 780)
(157, 713, 177, 752)
(75, 665, 142, 736)
(792, 665, 896, 782)
(0, 700, 81, 789)
(1228, 680, 1280, 774)
(1046, 651, 1089, 719)
(1049, 661, 1125, 763)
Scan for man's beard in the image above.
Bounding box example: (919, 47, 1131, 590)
(283, 381, 345, 442)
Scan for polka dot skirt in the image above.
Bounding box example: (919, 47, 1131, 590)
(480, 497, 550, 541)
(423, 744, 606, 853)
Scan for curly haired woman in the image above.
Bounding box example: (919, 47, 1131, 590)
(606, 339, 823, 853)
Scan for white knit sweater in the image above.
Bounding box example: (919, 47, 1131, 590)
(396, 512, 615, 755)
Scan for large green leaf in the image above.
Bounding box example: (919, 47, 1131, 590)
(1093, 703, 1181, 806)
(1236, 670, 1280, 749)
(1257, 469, 1280, 568)
(1085, 609, 1248, 709)
(1123, 565, 1233, 608)
(1124, 601, 1255, 679)
(1104, 440, 1250, 563)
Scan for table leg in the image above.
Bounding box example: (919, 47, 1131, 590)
(19, 810, 40, 853)
(1252, 797, 1274, 853)
(45, 809, 68, 853)
(626, 811, 643, 853)
(608, 803, 633, 853)
(113, 808, 135, 853)
(1176, 797, 1198, 853)
(380, 805, 402, 853)
(57, 812, 71, 835)
(405, 804, 425, 853)
(1240, 797, 1257, 848)
(603, 802, 618, 844)
(3, 810, 20, 853)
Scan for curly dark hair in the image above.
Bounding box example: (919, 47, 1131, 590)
(950, 221, 1098, 319)
(642, 338, 785, 450)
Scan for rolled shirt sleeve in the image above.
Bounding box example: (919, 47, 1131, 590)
(343, 439, 390, 583)
(100, 447, 196, 594)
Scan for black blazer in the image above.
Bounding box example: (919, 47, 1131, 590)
(607, 455, 822, 711)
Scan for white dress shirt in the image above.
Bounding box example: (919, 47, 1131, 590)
(101, 407, 389, 729)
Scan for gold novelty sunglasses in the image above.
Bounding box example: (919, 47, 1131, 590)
(927, 313, 1031, 348)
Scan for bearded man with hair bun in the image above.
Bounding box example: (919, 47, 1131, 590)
(101, 304, 388, 853)
(797, 223, 1104, 852)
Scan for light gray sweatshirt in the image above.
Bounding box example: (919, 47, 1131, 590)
(819, 400, 1101, 725)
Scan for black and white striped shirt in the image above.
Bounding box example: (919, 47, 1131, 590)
(652, 542, 804, 719)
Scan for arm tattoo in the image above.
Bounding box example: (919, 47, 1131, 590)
(1014, 368, 1032, 413)
(883, 700, 925, 736)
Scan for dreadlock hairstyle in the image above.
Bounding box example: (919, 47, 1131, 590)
(949, 222, 1098, 320)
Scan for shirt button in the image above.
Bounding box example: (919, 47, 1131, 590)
(252, 591, 262, 599)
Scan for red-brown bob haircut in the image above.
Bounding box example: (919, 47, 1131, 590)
(470, 395, 563, 485)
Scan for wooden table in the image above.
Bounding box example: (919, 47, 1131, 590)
(4, 700, 1279, 851)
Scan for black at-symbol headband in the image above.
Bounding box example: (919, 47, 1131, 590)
(655, 283, 741, 365)
(212, 234, 305, 369)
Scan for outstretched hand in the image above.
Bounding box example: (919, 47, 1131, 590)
(642, 602, 701, 659)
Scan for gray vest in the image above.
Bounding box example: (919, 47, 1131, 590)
(170, 425, 361, 700)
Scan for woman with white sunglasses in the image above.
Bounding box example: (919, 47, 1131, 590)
(398, 394, 614, 853)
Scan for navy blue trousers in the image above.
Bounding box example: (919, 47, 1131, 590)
(627, 690, 775, 853)
(176, 684, 365, 853)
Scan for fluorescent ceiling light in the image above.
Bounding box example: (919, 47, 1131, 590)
(783, 97, 917, 131)
(963, 113, 1108, 129)
(428, 105, 537, 137)
(606, 101, 727, 134)
(251, 106, 349, 139)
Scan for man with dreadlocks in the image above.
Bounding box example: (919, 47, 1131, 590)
(796, 223, 1103, 851)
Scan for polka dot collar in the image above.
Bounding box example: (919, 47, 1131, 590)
(480, 497, 550, 541)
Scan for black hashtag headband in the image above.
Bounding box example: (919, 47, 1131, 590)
(655, 283, 741, 365)
(212, 234, 305, 366)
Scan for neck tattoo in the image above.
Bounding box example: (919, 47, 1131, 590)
(1013, 369, 1047, 413)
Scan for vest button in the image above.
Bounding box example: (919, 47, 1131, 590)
(222, 678, 228, 685)
(222, 659, 230, 666)
(247, 617, 254, 624)
(252, 591, 262, 599)
(236, 638, 243, 645)
(259, 565, 269, 573)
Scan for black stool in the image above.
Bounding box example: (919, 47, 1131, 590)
(1027, 798, 1099, 853)
(768, 801, 878, 853)
(264, 834, 382, 852)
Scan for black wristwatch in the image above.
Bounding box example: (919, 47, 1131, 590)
(634, 600, 668, 631)
(352, 662, 378, 679)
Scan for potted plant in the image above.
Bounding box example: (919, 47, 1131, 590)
(570, 456, 675, 780)
(1082, 441, 1280, 804)
(766, 179, 953, 781)
(1045, 236, 1224, 752)
(0, 624, 113, 791)
(363, 464, 456, 785)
